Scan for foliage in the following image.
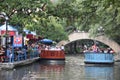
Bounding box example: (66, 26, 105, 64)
(0, 0, 68, 42)
(56, 0, 120, 44)
(0, 0, 120, 44)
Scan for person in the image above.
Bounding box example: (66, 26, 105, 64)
(107, 48, 114, 53)
(61, 45, 64, 51)
(91, 44, 99, 52)
(84, 45, 88, 50)
(24, 44, 28, 50)
(83, 45, 88, 52)
(107, 48, 111, 53)
(0, 46, 5, 62)
(6, 47, 13, 62)
(9, 52, 13, 62)
(110, 49, 114, 53)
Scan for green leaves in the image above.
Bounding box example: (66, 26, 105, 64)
(0, 0, 120, 44)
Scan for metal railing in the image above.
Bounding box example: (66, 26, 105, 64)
(2, 48, 40, 63)
(84, 52, 114, 63)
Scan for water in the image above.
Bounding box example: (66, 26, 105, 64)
(0, 54, 120, 80)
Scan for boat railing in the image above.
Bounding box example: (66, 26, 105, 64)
(84, 52, 114, 63)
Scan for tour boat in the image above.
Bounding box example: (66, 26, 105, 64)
(84, 52, 114, 64)
(39, 49, 65, 63)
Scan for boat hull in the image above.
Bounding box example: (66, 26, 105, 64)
(40, 50, 65, 60)
(84, 52, 114, 64)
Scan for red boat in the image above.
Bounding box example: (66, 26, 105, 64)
(40, 49, 65, 63)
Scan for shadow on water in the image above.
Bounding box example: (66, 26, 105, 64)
(39, 59, 65, 65)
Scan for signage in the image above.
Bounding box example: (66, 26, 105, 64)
(13, 35, 22, 47)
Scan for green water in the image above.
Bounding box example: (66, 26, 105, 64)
(0, 55, 120, 80)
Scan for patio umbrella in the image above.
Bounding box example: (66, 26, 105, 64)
(40, 39, 53, 45)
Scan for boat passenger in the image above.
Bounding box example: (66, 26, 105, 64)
(55, 46, 61, 50)
(91, 44, 99, 52)
(104, 49, 108, 53)
(61, 45, 64, 51)
(107, 48, 114, 53)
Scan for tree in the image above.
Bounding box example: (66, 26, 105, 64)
(53, 0, 120, 44)
(0, 0, 68, 41)
(0, 0, 120, 44)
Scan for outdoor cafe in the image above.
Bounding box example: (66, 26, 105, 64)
(0, 24, 39, 63)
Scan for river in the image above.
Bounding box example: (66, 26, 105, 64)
(0, 54, 120, 80)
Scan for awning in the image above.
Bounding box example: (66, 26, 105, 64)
(0, 24, 17, 36)
(0, 24, 17, 31)
(40, 39, 53, 45)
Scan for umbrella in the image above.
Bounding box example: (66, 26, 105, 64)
(23, 29, 36, 35)
(40, 39, 53, 45)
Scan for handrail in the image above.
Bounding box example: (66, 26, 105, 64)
(84, 52, 114, 63)
(2, 49, 40, 63)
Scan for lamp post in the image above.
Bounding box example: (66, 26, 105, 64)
(0, 12, 9, 57)
(98, 26, 104, 35)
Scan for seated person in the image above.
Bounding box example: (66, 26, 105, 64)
(0, 46, 5, 62)
(91, 44, 99, 52)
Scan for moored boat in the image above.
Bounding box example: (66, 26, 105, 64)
(39, 49, 65, 63)
(84, 52, 114, 64)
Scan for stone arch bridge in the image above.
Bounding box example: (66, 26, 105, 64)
(57, 32, 120, 60)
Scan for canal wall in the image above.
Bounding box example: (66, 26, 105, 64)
(114, 52, 120, 62)
(0, 57, 40, 69)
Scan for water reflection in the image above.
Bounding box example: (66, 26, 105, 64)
(85, 65, 113, 80)
(38, 64, 65, 80)
(0, 62, 65, 80)
(22, 62, 65, 80)
(0, 60, 120, 80)
(40, 64, 64, 72)
(0, 63, 40, 80)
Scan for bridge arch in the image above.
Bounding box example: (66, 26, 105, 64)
(57, 32, 120, 54)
